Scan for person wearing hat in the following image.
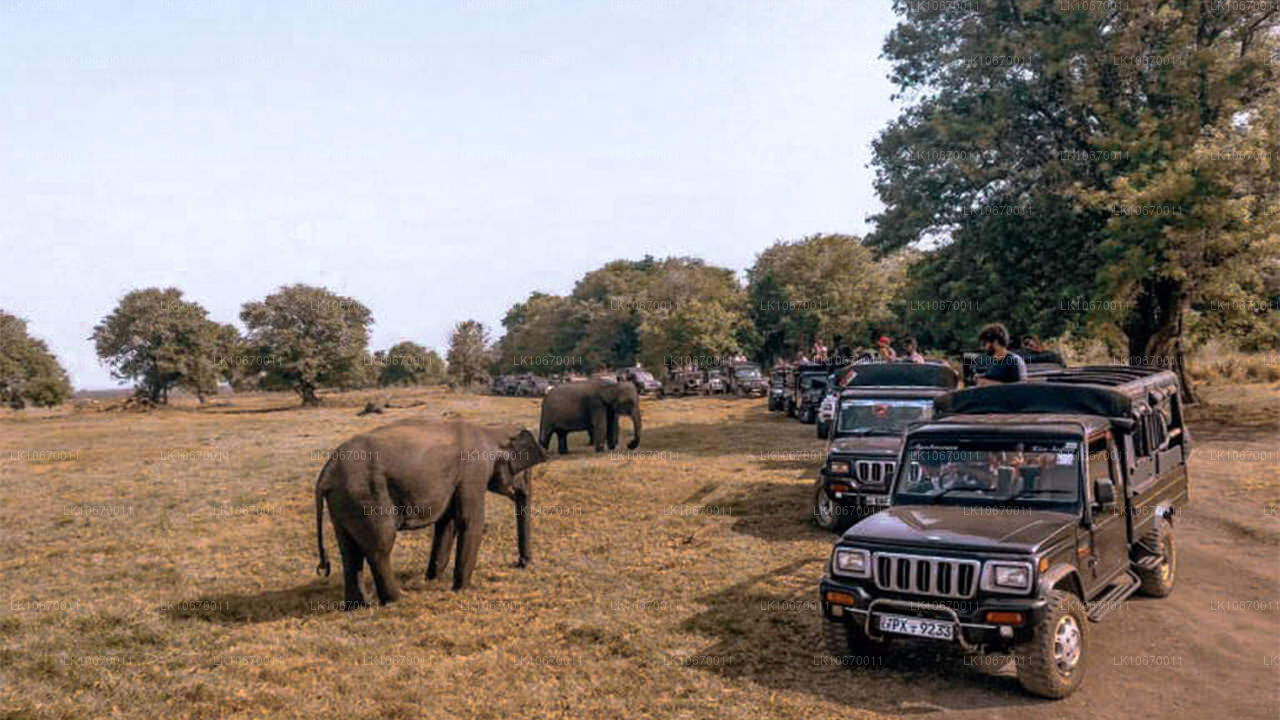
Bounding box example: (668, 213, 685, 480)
(876, 336, 897, 361)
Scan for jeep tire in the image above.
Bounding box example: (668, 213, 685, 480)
(1135, 520, 1177, 598)
(1014, 589, 1088, 699)
(821, 615, 887, 662)
(813, 482, 855, 533)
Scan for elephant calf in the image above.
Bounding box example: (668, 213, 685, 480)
(538, 379, 642, 454)
(314, 419, 546, 606)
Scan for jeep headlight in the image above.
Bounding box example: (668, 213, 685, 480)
(832, 547, 871, 578)
(828, 460, 850, 475)
(981, 561, 1034, 594)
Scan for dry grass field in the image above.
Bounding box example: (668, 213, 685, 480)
(1, 383, 1278, 720)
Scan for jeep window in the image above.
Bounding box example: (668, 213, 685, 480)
(632, 371, 654, 382)
(836, 399, 933, 437)
(895, 440, 1081, 508)
(734, 367, 760, 378)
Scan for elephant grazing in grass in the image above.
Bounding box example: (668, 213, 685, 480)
(314, 419, 546, 606)
(538, 379, 642, 454)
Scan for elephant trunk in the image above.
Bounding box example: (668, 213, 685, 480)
(514, 474, 531, 567)
(628, 407, 642, 450)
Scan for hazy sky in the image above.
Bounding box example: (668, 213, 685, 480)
(0, 1, 900, 389)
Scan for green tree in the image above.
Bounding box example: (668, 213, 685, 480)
(747, 234, 902, 364)
(869, 0, 1279, 399)
(379, 341, 446, 386)
(92, 288, 228, 404)
(239, 284, 373, 405)
(447, 320, 491, 387)
(0, 311, 72, 409)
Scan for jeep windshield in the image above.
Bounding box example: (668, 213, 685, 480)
(836, 399, 932, 437)
(734, 367, 761, 378)
(893, 439, 1082, 509)
(631, 371, 655, 382)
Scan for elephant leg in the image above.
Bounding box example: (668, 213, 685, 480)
(592, 410, 607, 453)
(607, 409, 619, 450)
(426, 506, 457, 581)
(557, 430, 569, 455)
(452, 515, 484, 591)
(367, 546, 402, 605)
(335, 527, 367, 610)
(538, 424, 552, 451)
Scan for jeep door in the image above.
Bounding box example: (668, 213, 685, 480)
(1084, 433, 1129, 594)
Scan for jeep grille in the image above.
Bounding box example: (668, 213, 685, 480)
(854, 460, 895, 487)
(873, 553, 979, 599)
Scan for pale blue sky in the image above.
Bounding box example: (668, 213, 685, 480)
(0, 1, 900, 389)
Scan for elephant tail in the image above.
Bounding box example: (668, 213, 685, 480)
(314, 454, 336, 577)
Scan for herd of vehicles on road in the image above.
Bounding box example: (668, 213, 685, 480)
(495, 350, 1190, 700)
(781, 358, 1188, 699)
(490, 361, 768, 399)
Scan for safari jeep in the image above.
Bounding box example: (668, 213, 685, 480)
(813, 362, 960, 532)
(819, 366, 1189, 698)
(786, 362, 830, 423)
(767, 367, 787, 411)
(727, 362, 768, 397)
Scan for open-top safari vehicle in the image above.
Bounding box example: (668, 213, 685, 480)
(818, 366, 1189, 698)
(812, 361, 960, 531)
(785, 362, 830, 423)
(726, 361, 768, 397)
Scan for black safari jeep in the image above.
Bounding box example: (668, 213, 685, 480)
(767, 367, 788, 411)
(819, 366, 1189, 699)
(727, 362, 768, 397)
(786, 362, 830, 423)
(813, 362, 960, 532)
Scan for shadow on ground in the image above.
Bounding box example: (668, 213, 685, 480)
(702, 480, 830, 542)
(679, 560, 1041, 714)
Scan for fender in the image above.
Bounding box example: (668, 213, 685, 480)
(1038, 563, 1085, 601)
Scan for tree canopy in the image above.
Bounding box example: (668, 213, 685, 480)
(0, 311, 72, 409)
(446, 320, 491, 387)
(869, 0, 1280, 398)
(92, 288, 234, 403)
(240, 284, 373, 405)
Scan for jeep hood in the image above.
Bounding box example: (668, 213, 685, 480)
(829, 435, 902, 458)
(842, 505, 1076, 554)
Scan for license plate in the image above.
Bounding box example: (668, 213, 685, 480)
(877, 613, 955, 640)
(865, 495, 890, 507)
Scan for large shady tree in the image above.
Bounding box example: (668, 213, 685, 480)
(240, 284, 373, 405)
(869, 0, 1280, 400)
(93, 288, 233, 403)
(0, 311, 73, 409)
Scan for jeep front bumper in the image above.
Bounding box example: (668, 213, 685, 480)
(819, 576, 1049, 650)
(819, 473, 890, 509)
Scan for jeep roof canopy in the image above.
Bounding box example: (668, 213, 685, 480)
(842, 361, 959, 389)
(933, 366, 1180, 429)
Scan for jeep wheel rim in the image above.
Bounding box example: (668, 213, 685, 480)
(816, 493, 835, 525)
(1053, 615, 1082, 674)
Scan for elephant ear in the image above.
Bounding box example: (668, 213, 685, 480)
(504, 428, 546, 473)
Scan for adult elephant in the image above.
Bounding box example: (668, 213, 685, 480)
(538, 379, 641, 454)
(314, 418, 546, 606)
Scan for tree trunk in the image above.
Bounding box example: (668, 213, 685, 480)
(300, 383, 321, 406)
(1124, 278, 1199, 404)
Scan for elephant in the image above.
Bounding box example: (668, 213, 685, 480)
(538, 378, 641, 454)
(313, 418, 546, 605)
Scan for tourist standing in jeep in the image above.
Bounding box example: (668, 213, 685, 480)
(819, 366, 1188, 698)
(813, 362, 959, 531)
(975, 322, 1027, 385)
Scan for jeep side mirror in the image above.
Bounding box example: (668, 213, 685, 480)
(1094, 478, 1116, 508)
